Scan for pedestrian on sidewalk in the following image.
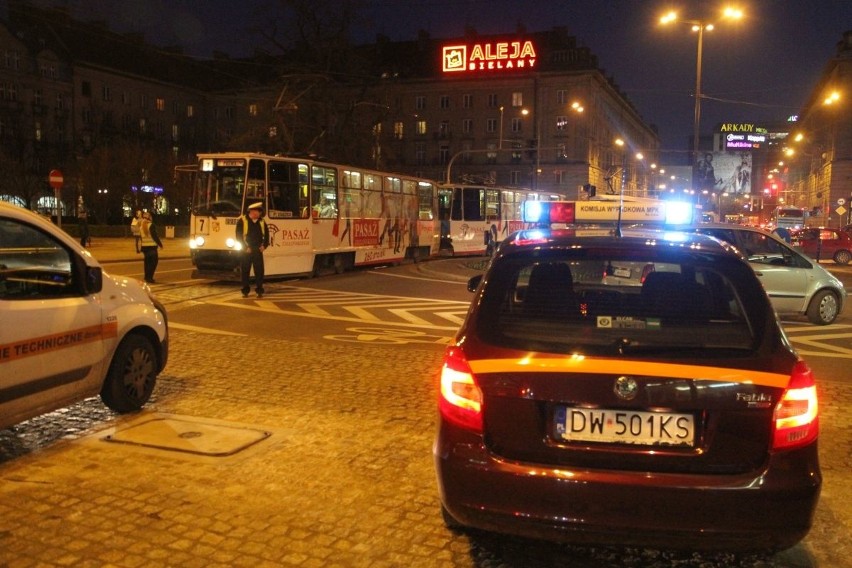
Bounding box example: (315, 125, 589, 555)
(131, 210, 142, 253)
(78, 208, 90, 247)
(235, 201, 269, 298)
(139, 211, 163, 284)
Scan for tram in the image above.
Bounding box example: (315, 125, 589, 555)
(437, 184, 568, 255)
(182, 153, 439, 278)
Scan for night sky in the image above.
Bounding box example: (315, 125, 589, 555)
(31, 0, 852, 154)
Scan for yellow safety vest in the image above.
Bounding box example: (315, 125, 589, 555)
(241, 216, 267, 240)
(139, 219, 156, 247)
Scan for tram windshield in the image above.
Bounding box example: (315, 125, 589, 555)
(192, 160, 246, 217)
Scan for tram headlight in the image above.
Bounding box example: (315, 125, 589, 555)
(225, 238, 242, 251)
(190, 236, 205, 248)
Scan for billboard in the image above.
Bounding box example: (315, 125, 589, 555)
(694, 151, 752, 195)
(442, 40, 537, 74)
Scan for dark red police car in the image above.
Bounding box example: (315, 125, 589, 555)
(435, 227, 821, 552)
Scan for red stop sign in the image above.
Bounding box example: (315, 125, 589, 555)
(49, 169, 64, 190)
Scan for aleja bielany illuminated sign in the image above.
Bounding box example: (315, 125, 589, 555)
(442, 40, 537, 73)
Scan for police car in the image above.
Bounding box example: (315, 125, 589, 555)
(0, 201, 168, 430)
(435, 222, 821, 552)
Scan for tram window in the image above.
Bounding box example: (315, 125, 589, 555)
(311, 166, 338, 219)
(268, 161, 304, 219)
(485, 190, 500, 221)
(450, 188, 463, 220)
(246, 159, 265, 200)
(462, 188, 483, 221)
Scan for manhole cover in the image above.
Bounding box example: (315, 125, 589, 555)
(103, 417, 271, 456)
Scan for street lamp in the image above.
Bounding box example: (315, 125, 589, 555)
(660, 8, 743, 172)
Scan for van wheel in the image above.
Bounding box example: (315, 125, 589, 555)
(833, 250, 851, 265)
(101, 334, 157, 413)
(806, 290, 838, 325)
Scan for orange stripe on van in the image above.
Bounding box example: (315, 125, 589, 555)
(468, 356, 790, 389)
(0, 323, 117, 363)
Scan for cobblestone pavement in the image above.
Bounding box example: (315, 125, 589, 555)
(0, 249, 849, 567)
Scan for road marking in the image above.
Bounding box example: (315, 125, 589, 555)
(169, 322, 247, 336)
(369, 271, 469, 284)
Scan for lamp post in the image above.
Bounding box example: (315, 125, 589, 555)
(660, 8, 743, 176)
(498, 106, 504, 150)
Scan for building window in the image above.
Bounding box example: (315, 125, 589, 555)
(510, 171, 522, 185)
(511, 117, 522, 133)
(81, 109, 91, 125)
(81, 81, 91, 97)
(486, 118, 497, 133)
(4, 50, 20, 70)
(56, 94, 65, 110)
(556, 89, 568, 105)
(172, 124, 179, 141)
(249, 104, 258, 117)
(556, 115, 568, 131)
(34, 121, 42, 141)
(439, 144, 450, 164)
(415, 142, 426, 165)
(439, 121, 449, 138)
(102, 85, 111, 101)
(440, 95, 450, 109)
(512, 92, 523, 107)
(462, 119, 472, 134)
(463, 94, 473, 109)
(557, 143, 567, 159)
(225, 106, 234, 120)
(486, 142, 497, 164)
(488, 94, 498, 108)
(393, 121, 403, 139)
(416, 120, 427, 135)
(122, 91, 130, 105)
(156, 97, 165, 111)
(187, 104, 194, 118)
(1, 82, 18, 102)
(140, 94, 147, 108)
(555, 170, 566, 185)
(139, 118, 146, 134)
(415, 96, 426, 110)
(33, 89, 42, 105)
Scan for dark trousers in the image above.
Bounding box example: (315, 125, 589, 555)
(240, 249, 265, 294)
(141, 246, 159, 283)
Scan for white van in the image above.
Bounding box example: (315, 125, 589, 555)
(0, 201, 168, 429)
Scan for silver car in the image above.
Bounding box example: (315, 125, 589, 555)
(686, 224, 846, 325)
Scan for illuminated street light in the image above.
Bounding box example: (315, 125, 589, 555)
(660, 7, 744, 174)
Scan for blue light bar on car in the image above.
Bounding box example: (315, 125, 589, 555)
(521, 201, 575, 224)
(665, 201, 694, 225)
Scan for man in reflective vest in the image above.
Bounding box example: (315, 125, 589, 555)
(139, 211, 164, 284)
(235, 201, 270, 298)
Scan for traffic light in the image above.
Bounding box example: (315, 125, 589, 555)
(583, 183, 596, 197)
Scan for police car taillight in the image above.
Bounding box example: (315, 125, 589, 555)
(439, 347, 483, 433)
(772, 361, 819, 451)
(521, 201, 575, 225)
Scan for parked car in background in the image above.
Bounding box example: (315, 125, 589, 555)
(679, 224, 846, 325)
(795, 227, 852, 265)
(436, 229, 821, 552)
(0, 201, 168, 430)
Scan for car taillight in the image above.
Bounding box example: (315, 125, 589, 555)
(439, 347, 483, 433)
(772, 361, 819, 451)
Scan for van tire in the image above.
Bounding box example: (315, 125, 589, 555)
(101, 334, 157, 413)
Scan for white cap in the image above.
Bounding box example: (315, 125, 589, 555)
(248, 202, 263, 210)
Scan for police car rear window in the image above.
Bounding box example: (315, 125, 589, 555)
(477, 253, 757, 357)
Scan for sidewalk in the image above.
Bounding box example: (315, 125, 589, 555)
(84, 236, 191, 263)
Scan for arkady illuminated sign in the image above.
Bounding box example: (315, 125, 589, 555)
(719, 123, 768, 149)
(442, 40, 537, 73)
